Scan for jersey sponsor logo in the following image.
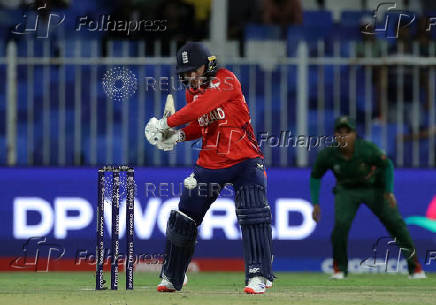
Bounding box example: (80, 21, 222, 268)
(182, 51, 188, 64)
(198, 107, 225, 127)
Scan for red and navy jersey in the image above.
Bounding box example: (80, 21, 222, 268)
(167, 68, 263, 169)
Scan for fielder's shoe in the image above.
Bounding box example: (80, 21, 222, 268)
(244, 276, 266, 294)
(409, 263, 426, 279)
(157, 274, 188, 292)
(409, 271, 426, 279)
(265, 279, 273, 288)
(330, 271, 345, 279)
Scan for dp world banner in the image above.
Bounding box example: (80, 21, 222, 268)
(0, 168, 435, 273)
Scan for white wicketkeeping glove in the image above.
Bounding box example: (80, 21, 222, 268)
(144, 117, 170, 145)
(156, 130, 186, 151)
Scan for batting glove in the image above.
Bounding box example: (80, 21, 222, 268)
(145, 117, 170, 145)
(156, 130, 185, 151)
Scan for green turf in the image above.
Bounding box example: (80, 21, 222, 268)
(0, 272, 434, 305)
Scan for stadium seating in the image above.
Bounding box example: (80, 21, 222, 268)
(0, 3, 432, 167)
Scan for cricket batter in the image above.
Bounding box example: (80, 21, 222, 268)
(310, 116, 426, 279)
(145, 42, 273, 294)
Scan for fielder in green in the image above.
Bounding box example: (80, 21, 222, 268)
(310, 116, 426, 279)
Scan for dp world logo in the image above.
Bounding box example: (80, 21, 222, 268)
(405, 195, 436, 233)
(102, 66, 138, 102)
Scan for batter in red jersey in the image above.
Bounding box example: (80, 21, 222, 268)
(145, 42, 273, 294)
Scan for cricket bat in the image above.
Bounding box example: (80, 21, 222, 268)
(162, 94, 176, 139)
(163, 94, 175, 118)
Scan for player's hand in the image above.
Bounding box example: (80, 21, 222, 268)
(156, 117, 169, 131)
(312, 204, 321, 223)
(145, 117, 170, 145)
(156, 130, 185, 151)
(385, 192, 397, 208)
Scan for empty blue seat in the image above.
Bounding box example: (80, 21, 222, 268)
(0, 9, 23, 28)
(303, 11, 333, 28)
(0, 135, 5, 164)
(333, 24, 362, 42)
(287, 26, 305, 56)
(245, 24, 281, 40)
(341, 11, 371, 27)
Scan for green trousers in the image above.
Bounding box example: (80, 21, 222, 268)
(331, 186, 419, 275)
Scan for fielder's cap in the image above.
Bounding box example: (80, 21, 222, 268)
(176, 42, 211, 74)
(334, 116, 356, 131)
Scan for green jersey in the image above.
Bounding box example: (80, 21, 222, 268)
(310, 138, 394, 204)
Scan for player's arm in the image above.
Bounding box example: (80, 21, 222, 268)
(178, 91, 203, 141)
(310, 149, 330, 205)
(367, 142, 394, 192)
(367, 142, 396, 207)
(182, 120, 202, 141)
(147, 92, 202, 149)
(166, 72, 239, 128)
(310, 149, 330, 222)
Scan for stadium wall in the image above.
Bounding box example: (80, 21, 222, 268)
(0, 168, 435, 273)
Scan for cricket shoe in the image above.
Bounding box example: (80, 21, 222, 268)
(409, 271, 426, 279)
(265, 279, 273, 288)
(409, 265, 426, 279)
(409, 263, 426, 279)
(157, 274, 188, 292)
(330, 271, 346, 279)
(244, 276, 266, 294)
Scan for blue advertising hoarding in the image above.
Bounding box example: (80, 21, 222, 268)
(0, 168, 435, 273)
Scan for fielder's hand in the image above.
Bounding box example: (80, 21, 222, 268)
(312, 204, 321, 223)
(144, 117, 170, 145)
(384, 192, 397, 208)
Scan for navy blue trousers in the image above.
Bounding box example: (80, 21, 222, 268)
(179, 157, 266, 225)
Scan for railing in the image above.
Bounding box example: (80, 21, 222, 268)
(1, 39, 435, 167)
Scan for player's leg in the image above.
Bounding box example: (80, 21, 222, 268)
(331, 187, 360, 277)
(364, 188, 425, 278)
(158, 210, 197, 292)
(232, 158, 273, 293)
(158, 167, 223, 291)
